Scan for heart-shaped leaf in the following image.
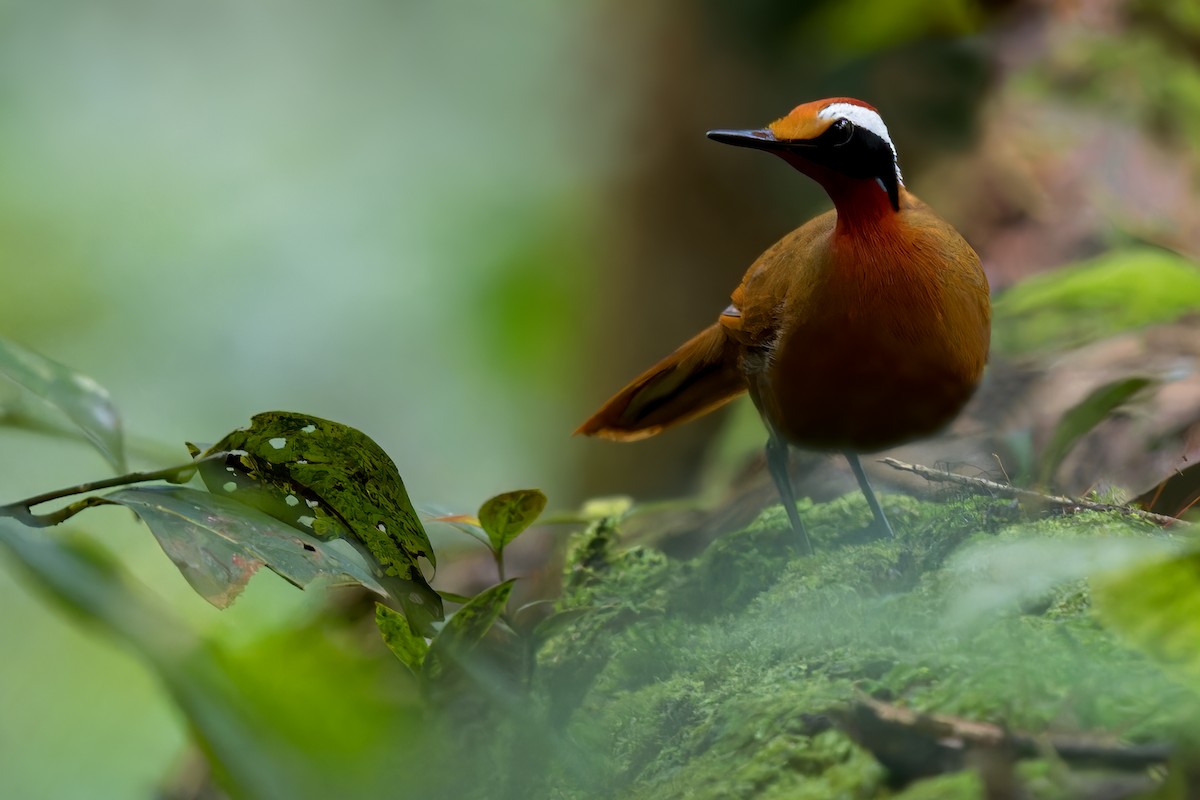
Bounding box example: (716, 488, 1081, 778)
(0, 335, 126, 472)
(478, 489, 547, 554)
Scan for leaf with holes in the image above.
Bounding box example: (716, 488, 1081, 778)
(423, 579, 515, 683)
(376, 603, 429, 676)
(106, 485, 385, 608)
(478, 489, 547, 554)
(1037, 376, 1156, 487)
(192, 411, 443, 633)
(0, 335, 126, 472)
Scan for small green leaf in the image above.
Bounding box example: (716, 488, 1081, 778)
(478, 489, 547, 553)
(0, 335, 126, 472)
(1037, 376, 1155, 487)
(106, 485, 387, 608)
(376, 603, 429, 676)
(423, 579, 516, 682)
(1094, 548, 1200, 692)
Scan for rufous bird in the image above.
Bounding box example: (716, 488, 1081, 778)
(578, 98, 991, 554)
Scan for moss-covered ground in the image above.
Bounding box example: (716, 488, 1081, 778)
(516, 493, 1197, 799)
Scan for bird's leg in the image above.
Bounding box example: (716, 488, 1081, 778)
(844, 451, 895, 539)
(765, 435, 814, 555)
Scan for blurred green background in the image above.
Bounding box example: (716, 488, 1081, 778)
(3, 0, 1199, 795)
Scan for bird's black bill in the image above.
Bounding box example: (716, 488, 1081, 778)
(706, 129, 793, 151)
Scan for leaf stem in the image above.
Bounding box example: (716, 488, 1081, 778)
(0, 454, 225, 528)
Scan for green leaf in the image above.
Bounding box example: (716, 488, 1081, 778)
(1037, 376, 1155, 486)
(106, 485, 386, 607)
(1094, 548, 1200, 692)
(478, 489, 547, 553)
(0, 334, 126, 472)
(0, 519, 436, 799)
(423, 579, 515, 682)
(376, 603, 429, 676)
(992, 247, 1200, 356)
(194, 411, 443, 633)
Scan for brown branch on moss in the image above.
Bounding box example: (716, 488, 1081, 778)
(834, 694, 1172, 786)
(879, 457, 1190, 528)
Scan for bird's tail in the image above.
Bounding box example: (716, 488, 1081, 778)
(576, 322, 747, 441)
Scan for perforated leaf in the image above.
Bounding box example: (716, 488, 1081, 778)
(193, 411, 443, 632)
(107, 485, 385, 608)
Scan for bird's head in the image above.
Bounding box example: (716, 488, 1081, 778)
(708, 98, 903, 212)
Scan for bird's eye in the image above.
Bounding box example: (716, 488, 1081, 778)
(830, 118, 853, 144)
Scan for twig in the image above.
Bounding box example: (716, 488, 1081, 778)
(880, 457, 1189, 528)
(0, 454, 225, 528)
(835, 694, 1173, 782)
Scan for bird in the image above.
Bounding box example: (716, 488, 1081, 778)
(577, 97, 991, 554)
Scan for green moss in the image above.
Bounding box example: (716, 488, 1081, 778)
(520, 495, 1194, 799)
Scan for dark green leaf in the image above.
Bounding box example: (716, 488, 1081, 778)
(376, 603, 429, 676)
(1037, 377, 1155, 486)
(478, 489, 547, 553)
(423, 579, 515, 682)
(0, 335, 126, 472)
(194, 411, 443, 632)
(106, 485, 386, 607)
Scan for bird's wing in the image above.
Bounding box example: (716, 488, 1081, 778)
(718, 210, 837, 348)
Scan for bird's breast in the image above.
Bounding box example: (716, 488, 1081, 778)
(747, 214, 990, 452)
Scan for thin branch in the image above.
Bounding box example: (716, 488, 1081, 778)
(0, 454, 225, 528)
(880, 457, 1189, 528)
(836, 694, 1172, 780)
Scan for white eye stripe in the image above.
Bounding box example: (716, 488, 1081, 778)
(818, 102, 903, 183)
